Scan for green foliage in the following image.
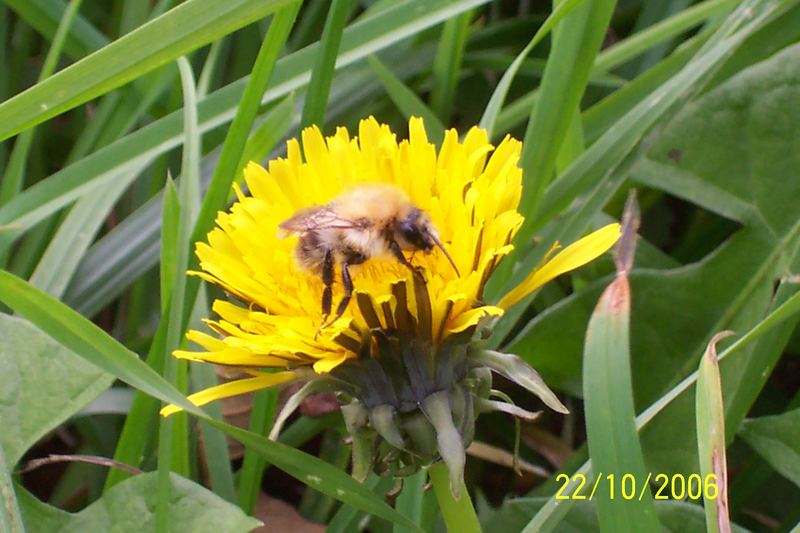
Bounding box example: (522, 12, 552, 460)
(0, 314, 113, 466)
(740, 409, 800, 487)
(17, 473, 261, 532)
(1, 0, 798, 530)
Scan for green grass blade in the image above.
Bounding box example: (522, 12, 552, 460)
(368, 55, 445, 143)
(583, 36, 705, 144)
(429, 462, 480, 533)
(289, 0, 329, 50)
(156, 55, 201, 532)
(0, 0, 294, 141)
(393, 470, 429, 533)
(555, 110, 584, 173)
(4, 0, 107, 59)
(492, 0, 736, 139)
(0, 7, 7, 172)
(328, 475, 392, 533)
(241, 93, 296, 164)
(160, 178, 180, 311)
(478, 0, 587, 137)
(197, 39, 226, 98)
(0, 0, 83, 208)
(298, 428, 351, 522)
(723, 279, 800, 439)
(517, 0, 616, 227)
(696, 332, 733, 533)
(191, 361, 237, 503)
(213, 422, 424, 532)
(622, 0, 692, 78)
(29, 167, 143, 297)
(188, 0, 299, 268)
(429, 10, 471, 122)
(104, 321, 170, 490)
(300, 0, 351, 129)
(582, 199, 659, 532)
(594, 0, 737, 72)
(237, 389, 278, 514)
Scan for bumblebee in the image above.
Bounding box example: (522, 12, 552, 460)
(279, 184, 459, 326)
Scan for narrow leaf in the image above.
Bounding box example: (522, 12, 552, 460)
(696, 331, 734, 533)
(300, 0, 351, 129)
(429, 10, 471, 122)
(0, 0, 294, 141)
(367, 55, 445, 143)
(582, 196, 659, 532)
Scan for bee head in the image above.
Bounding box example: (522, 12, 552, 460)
(396, 208, 434, 252)
(396, 208, 460, 276)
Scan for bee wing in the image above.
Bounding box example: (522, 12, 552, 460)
(278, 206, 361, 237)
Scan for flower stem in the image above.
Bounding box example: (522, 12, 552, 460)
(429, 463, 481, 533)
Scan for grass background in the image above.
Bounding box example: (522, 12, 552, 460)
(1, 0, 799, 531)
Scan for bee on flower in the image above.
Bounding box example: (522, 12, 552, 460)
(162, 116, 620, 493)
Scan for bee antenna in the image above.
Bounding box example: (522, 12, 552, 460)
(429, 232, 461, 277)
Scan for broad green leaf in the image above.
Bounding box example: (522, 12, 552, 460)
(0, 314, 113, 466)
(0, 0, 295, 141)
(0, 444, 24, 533)
(739, 409, 800, 487)
(17, 472, 260, 533)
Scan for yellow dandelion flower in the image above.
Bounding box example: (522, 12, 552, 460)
(162, 116, 619, 490)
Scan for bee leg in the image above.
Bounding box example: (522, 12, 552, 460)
(321, 249, 334, 320)
(389, 240, 423, 278)
(327, 252, 367, 326)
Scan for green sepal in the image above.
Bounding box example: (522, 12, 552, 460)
(342, 401, 375, 482)
(470, 349, 568, 413)
(369, 404, 406, 450)
(421, 390, 465, 498)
